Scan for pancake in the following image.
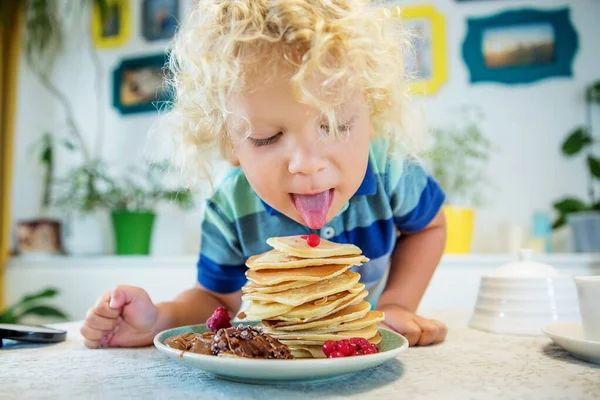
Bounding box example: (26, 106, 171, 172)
(266, 236, 363, 258)
(279, 331, 383, 347)
(262, 301, 371, 331)
(272, 286, 367, 322)
(246, 263, 354, 284)
(264, 311, 384, 335)
(241, 271, 360, 307)
(271, 324, 379, 342)
(241, 279, 314, 294)
(246, 249, 368, 271)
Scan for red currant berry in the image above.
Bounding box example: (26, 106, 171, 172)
(362, 344, 379, 355)
(322, 340, 338, 357)
(306, 234, 320, 247)
(349, 337, 369, 349)
(337, 340, 353, 356)
(329, 351, 345, 358)
(300, 235, 308, 239)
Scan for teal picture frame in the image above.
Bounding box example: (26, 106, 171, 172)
(462, 8, 578, 84)
(112, 53, 171, 115)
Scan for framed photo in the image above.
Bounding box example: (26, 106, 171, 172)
(390, 5, 448, 95)
(112, 53, 171, 115)
(462, 8, 578, 84)
(142, 0, 179, 42)
(91, 0, 131, 48)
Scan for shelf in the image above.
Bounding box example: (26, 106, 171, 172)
(7, 252, 600, 270)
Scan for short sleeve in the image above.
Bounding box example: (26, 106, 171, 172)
(388, 157, 445, 233)
(197, 199, 247, 293)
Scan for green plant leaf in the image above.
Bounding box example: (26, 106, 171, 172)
(586, 81, 600, 104)
(562, 128, 592, 156)
(20, 288, 59, 305)
(588, 156, 600, 179)
(553, 197, 589, 214)
(552, 215, 567, 230)
(0, 309, 17, 324)
(15, 305, 68, 321)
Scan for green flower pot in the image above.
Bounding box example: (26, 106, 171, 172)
(110, 210, 156, 255)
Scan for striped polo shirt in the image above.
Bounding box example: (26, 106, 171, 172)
(197, 139, 445, 306)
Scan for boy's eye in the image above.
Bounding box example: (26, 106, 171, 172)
(249, 132, 282, 147)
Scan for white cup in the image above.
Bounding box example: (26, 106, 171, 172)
(574, 276, 600, 341)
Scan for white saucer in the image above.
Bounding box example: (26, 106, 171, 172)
(542, 322, 600, 364)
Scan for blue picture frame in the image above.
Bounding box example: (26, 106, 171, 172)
(142, 0, 179, 42)
(462, 8, 578, 84)
(112, 53, 171, 115)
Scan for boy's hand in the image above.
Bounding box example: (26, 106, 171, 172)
(81, 285, 159, 349)
(378, 304, 447, 346)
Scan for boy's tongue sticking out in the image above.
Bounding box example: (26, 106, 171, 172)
(291, 190, 332, 230)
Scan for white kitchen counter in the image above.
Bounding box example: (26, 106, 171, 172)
(1, 311, 598, 400)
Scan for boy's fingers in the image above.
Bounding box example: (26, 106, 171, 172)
(93, 292, 121, 319)
(433, 320, 448, 343)
(84, 309, 120, 331)
(396, 319, 421, 346)
(415, 316, 439, 346)
(83, 338, 101, 349)
(80, 325, 111, 342)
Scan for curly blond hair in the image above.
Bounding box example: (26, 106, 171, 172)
(155, 0, 413, 187)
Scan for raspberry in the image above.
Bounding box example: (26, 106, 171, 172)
(329, 350, 345, 358)
(349, 337, 369, 349)
(306, 234, 320, 247)
(206, 307, 231, 332)
(322, 340, 338, 357)
(337, 339, 353, 356)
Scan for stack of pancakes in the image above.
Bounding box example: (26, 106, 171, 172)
(238, 235, 385, 358)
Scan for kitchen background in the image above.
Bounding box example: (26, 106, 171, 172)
(1, 0, 599, 323)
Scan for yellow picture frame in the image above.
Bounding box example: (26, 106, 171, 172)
(390, 5, 448, 95)
(91, 0, 131, 48)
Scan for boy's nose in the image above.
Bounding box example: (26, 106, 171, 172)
(288, 143, 327, 176)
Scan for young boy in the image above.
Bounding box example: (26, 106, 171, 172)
(81, 0, 447, 349)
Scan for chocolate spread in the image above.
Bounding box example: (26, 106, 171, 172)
(212, 325, 294, 359)
(164, 332, 215, 355)
(164, 326, 294, 359)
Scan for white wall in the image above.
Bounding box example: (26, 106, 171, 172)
(10, 0, 600, 255)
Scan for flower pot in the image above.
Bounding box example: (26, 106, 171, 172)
(15, 218, 65, 255)
(62, 212, 112, 255)
(443, 205, 475, 254)
(110, 210, 156, 255)
(567, 211, 600, 253)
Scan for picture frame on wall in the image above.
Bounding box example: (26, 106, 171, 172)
(462, 8, 578, 85)
(112, 53, 171, 115)
(91, 0, 131, 48)
(142, 0, 179, 42)
(390, 5, 448, 95)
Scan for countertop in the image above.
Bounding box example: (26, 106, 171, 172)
(1, 311, 599, 400)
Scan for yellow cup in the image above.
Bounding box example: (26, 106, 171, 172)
(443, 205, 475, 254)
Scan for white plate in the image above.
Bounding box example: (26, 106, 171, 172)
(542, 322, 600, 364)
(154, 324, 408, 384)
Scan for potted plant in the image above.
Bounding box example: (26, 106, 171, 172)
(102, 163, 194, 255)
(552, 80, 600, 252)
(0, 287, 67, 324)
(426, 106, 493, 254)
(4, 1, 114, 255)
(15, 133, 66, 256)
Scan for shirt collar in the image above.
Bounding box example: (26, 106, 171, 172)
(261, 157, 377, 216)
